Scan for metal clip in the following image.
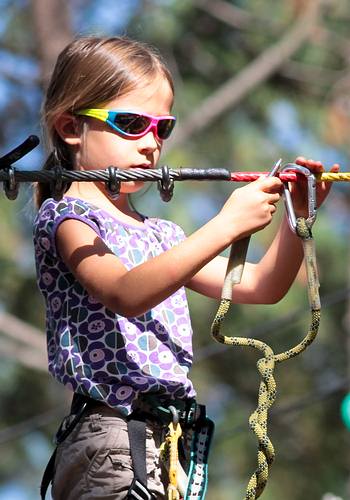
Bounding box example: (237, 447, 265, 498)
(168, 405, 179, 426)
(107, 166, 121, 200)
(266, 158, 282, 178)
(280, 163, 317, 233)
(3, 166, 19, 200)
(158, 165, 174, 202)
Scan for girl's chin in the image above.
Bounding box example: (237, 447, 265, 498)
(120, 181, 146, 194)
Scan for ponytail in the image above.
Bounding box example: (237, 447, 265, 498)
(35, 152, 55, 208)
(35, 139, 73, 208)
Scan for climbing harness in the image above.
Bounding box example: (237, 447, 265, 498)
(211, 163, 320, 499)
(40, 393, 214, 500)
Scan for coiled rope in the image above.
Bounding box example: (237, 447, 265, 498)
(211, 217, 320, 499)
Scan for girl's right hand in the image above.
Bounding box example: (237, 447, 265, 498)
(219, 176, 282, 241)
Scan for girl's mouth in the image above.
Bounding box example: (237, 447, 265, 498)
(131, 164, 152, 169)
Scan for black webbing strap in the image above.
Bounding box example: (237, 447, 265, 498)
(126, 418, 154, 500)
(40, 448, 58, 500)
(40, 394, 89, 499)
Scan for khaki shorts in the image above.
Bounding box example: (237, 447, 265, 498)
(51, 405, 174, 500)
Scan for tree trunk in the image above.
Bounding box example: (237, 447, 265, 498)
(30, 0, 74, 87)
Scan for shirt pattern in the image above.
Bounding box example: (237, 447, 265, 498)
(33, 197, 195, 415)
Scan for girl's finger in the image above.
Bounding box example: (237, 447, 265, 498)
(305, 159, 323, 171)
(295, 156, 306, 165)
(259, 177, 282, 191)
(267, 193, 280, 204)
(330, 163, 340, 173)
(295, 157, 324, 172)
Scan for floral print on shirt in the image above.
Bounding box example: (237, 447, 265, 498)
(33, 197, 196, 415)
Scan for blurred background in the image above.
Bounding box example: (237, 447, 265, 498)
(0, 0, 349, 498)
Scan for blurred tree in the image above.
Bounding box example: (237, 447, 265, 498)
(30, 0, 73, 86)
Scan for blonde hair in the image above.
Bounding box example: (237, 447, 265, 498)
(36, 35, 174, 207)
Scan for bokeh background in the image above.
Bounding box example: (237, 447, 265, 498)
(0, 1, 349, 499)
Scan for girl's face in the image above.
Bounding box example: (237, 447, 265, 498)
(76, 74, 174, 195)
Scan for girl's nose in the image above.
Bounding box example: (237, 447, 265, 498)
(137, 129, 159, 154)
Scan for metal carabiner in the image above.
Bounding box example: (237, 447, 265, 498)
(168, 405, 179, 426)
(266, 158, 282, 178)
(280, 163, 317, 233)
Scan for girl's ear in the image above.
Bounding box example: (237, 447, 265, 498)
(54, 113, 81, 145)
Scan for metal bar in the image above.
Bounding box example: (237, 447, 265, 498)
(0, 167, 347, 184)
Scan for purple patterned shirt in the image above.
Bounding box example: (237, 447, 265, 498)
(33, 197, 196, 416)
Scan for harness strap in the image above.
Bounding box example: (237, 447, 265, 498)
(126, 418, 155, 500)
(40, 448, 58, 500)
(40, 393, 90, 499)
(185, 416, 215, 499)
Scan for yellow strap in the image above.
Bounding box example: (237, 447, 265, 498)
(160, 421, 182, 500)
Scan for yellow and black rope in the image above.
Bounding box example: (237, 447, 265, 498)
(211, 217, 320, 499)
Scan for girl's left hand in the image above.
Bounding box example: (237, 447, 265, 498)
(289, 156, 340, 217)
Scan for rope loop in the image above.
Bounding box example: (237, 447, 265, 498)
(295, 216, 312, 239)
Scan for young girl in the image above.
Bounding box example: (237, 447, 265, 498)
(34, 35, 337, 500)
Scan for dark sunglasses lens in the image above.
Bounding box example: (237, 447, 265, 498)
(157, 119, 175, 139)
(113, 113, 150, 134)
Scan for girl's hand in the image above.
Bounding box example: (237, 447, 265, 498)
(290, 157, 340, 217)
(219, 176, 282, 240)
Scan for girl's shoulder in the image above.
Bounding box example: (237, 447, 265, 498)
(146, 216, 187, 242)
(35, 196, 99, 221)
(33, 196, 104, 239)
(33, 197, 104, 259)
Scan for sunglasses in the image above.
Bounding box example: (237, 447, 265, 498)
(76, 108, 176, 140)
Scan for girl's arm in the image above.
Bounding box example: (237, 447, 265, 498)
(188, 158, 339, 303)
(187, 216, 303, 303)
(56, 176, 281, 317)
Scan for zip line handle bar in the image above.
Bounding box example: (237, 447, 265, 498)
(0, 135, 40, 169)
(280, 163, 317, 233)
